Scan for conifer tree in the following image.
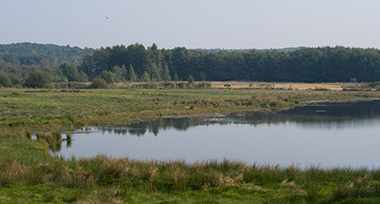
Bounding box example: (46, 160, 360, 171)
(151, 63, 161, 82)
(141, 71, 150, 82)
(128, 65, 137, 82)
(162, 64, 171, 81)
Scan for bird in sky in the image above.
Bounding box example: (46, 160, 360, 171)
(106, 16, 109, 19)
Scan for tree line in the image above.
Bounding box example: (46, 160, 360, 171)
(80, 44, 380, 83)
(2, 42, 380, 87)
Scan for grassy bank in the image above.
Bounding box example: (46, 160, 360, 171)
(2, 86, 380, 128)
(3, 86, 380, 203)
(2, 136, 380, 203)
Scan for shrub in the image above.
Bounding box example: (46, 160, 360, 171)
(370, 81, 380, 88)
(43, 83, 55, 89)
(91, 78, 107, 88)
(0, 71, 12, 87)
(23, 70, 52, 88)
(224, 83, 231, 87)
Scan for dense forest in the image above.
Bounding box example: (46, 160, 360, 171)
(80, 43, 380, 83)
(1, 42, 380, 87)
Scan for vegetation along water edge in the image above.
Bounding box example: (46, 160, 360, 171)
(2, 84, 380, 203)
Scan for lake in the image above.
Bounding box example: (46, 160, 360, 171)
(57, 100, 380, 168)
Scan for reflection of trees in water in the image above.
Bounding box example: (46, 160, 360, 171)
(102, 100, 380, 136)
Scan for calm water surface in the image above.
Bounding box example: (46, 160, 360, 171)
(58, 100, 380, 168)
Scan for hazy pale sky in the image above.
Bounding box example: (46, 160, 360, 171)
(1, 0, 379, 49)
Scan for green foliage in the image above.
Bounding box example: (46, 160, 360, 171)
(43, 83, 55, 89)
(91, 78, 107, 88)
(141, 71, 151, 82)
(5, 43, 380, 84)
(162, 63, 171, 81)
(224, 83, 231, 87)
(79, 71, 88, 82)
(188, 75, 194, 84)
(105, 71, 116, 84)
(199, 72, 206, 81)
(8, 73, 20, 85)
(128, 65, 138, 82)
(150, 63, 161, 82)
(59, 62, 80, 82)
(111, 65, 122, 83)
(0, 71, 12, 87)
(79, 44, 380, 83)
(370, 81, 380, 88)
(173, 72, 179, 82)
(23, 69, 52, 88)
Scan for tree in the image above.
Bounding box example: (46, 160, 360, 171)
(128, 65, 137, 82)
(199, 72, 206, 81)
(112, 65, 122, 83)
(162, 64, 171, 81)
(121, 65, 128, 81)
(9, 73, 20, 85)
(59, 62, 80, 82)
(0, 71, 12, 87)
(82, 47, 94, 79)
(173, 72, 179, 82)
(105, 71, 116, 84)
(188, 75, 194, 83)
(141, 71, 151, 82)
(23, 69, 52, 88)
(150, 63, 161, 82)
(79, 71, 88, 82)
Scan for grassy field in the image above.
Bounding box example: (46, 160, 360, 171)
(2, 83, 380, 203)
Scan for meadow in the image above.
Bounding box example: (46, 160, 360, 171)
(2, 82, 380, 203)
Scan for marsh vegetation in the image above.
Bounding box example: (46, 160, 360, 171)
(2, 85, 380, 203)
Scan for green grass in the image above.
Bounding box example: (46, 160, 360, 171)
(3, 136, 380, 203)
(2, 88, 380, 129)
(3, 87, 380, 202)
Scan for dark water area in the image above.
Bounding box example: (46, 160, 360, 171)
(58, 100, 380, 168)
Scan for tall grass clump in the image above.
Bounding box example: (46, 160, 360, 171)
(0, 161, 28, 187)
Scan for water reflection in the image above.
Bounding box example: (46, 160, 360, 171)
(58, 100, 380, 168)
(96, 100, 380, 136)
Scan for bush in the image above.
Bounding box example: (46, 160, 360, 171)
(43, 83, 55, 89)
(91, 78, 107, 88)
(224, 83, 231, 87)
(23, 70, 52, 88)
(370, 81, 380, 88)
(0, 71, 12, 87)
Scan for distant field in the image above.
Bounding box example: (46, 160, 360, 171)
(107, 81, 360, 91)
(210, 81, 347, 90)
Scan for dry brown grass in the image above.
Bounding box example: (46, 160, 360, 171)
(210, 81, 346, 90)
(0, 161, 28, 186)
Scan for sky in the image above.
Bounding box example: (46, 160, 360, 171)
(1, 0, 380, 50)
